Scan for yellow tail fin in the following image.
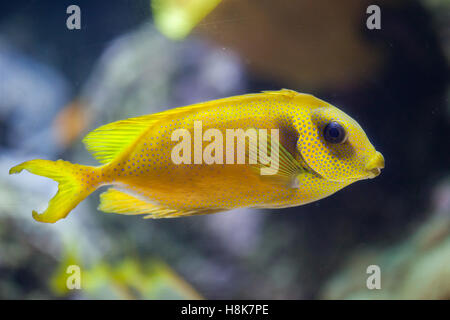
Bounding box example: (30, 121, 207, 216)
(9, 159, 100, 223)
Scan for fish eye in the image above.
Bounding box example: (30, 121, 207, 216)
(323, 121, 347, 144)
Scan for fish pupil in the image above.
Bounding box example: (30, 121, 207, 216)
(329, 127, 339, 138)
(324, 121, 347, 144)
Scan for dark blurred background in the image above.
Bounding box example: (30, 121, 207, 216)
(0, 0, 449, 299)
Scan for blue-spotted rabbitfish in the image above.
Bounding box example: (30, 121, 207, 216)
(10, 89, 384, 223)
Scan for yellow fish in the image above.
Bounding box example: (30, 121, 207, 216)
(9, 89, 384, 223)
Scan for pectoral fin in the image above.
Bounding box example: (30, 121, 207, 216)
(247, 130, 307, 189)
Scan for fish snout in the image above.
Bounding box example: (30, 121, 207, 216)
(365, 151, 384, 178)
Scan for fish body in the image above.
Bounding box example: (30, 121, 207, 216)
(10, 89, 384, 223)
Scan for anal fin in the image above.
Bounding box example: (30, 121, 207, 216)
(99, 188, 223, 219)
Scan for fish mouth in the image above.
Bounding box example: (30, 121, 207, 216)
(365, 151, 384, 179)
(297, 150, 385, 182)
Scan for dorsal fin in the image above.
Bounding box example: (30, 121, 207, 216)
(82, 103, 217, 164)
(261, 88, 300, 98)
(82, 114, 159, 164)
(261, 89, 325, 108)
(83, 89, 305, 164)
